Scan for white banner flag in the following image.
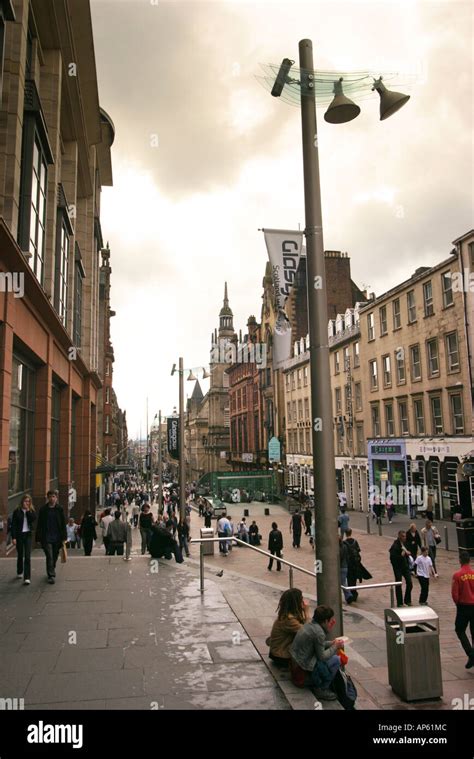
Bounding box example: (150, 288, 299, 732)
(263, 228, 303, 311)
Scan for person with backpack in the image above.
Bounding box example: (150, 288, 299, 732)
(268, 522, 283, 571)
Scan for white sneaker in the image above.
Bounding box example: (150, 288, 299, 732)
(23, 579, 31, 585)
(17, 574, 23, 579)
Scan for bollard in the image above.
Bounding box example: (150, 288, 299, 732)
(444, 525, 449, 552)
(199, 543, 204, 594)
(390, 585, 395, 607)
(367, 514, 371, 534)
(378, 521, 383, 537)
(289, 566, 294, 589)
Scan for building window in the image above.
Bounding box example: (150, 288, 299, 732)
(426, 338, 439, 377)
(392, 298, 401, 330)
(105, 444, 110, 461)
(105, 386, 110, 404)
(356, 424, 365, 456)
(441, 271, 454, 307)
(371, 404, 380, 437)
(286, 373, 290, 390)
(304, 397, 309, 420)
(305, 429, 311, 455)
(413, 398, 425, 435)
(335, 388, 342, 414)
(291, 371, 295, 390)
(27, 137, 48, 284)
(369, 359, 378, 390)
(410, 344, 422, 380)
(54, 217, 70, 325)
(469, 242, 474, 268)
(445, 331, 459, 372)
(449, 393, 464, 434)
(430, 396, 443, 434)
(287, 402, 292, 423)
(398, 400, 409, 435)
(50, 383, 60, 488)
(423, 281, 434, 317)
(344, 385, 351, 413)
(343, 347, 350, 371)
(105, 415, 110, 434)
(353, 341, 360, 367)
(242, 386, 247, 407)
(407, 290, 416, 323)
(379, 305, 387, 336)
(382, 355, 391, 387)
(385, 403, 394, 436)
(73, 260, 83, 347)
(105, 361, 110, 376)
(395, 349, 406, 384)
(297, 369, 302, 388)
(334, 352, 340, 374)
(292, 401, 297, 423)
(367, 313, 375, 341)
(354, 382, 362, 411)
(8, 355, 36, 498)
(298, 399, 303, 421)
(303, 366, 308, 386)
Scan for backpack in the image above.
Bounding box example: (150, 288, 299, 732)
(332, 669, 357, 710)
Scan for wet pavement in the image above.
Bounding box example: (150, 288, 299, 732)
(0, 503, 472, 711)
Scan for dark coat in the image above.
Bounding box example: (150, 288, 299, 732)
(11, 508, 36, 540)
(80, 515, 97, 540)
(268, 529, 283, 552)
(149, 525, 178, 558)
(389, 538, 410, 572)
(35, 504, 67, 544)
(405, 530, 421, 558)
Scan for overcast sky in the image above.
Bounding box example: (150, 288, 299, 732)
(90, 0, 473, 440)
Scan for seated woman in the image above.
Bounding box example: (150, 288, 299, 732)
(267, 588, 310, 666)
(290, 605, 345, 701)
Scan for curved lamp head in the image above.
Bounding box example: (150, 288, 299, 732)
(372, 77, 410, 120)
(187, 370, 197, 381)
(202, 367, 211, 379)
(324, 78, 361, 124)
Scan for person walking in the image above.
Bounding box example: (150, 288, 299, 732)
(389, 530, 413, 607)
(217, 514, 231, 555)
(338, 507, 350, 538)
(268, 522, 283, 571)
(80, 510, 97, 556)
(204, 506, 212, 529)
(123, 521, 133, 561)
(177, 517, 191, 558)
(413, 546, 436, 605)
(106, 510, 128, 556)
(100, 508, 114, 554)
(339, 536, 354, 605)
(249, 520, 260, 546)
(290, 509, 304, 549)
(344, 529, 361, 602)
(11, 495, 36, 585)
(451, 551, 474, 669)
(66, 517, 79, 549)
(131, 502, 140, 528)
(237, 517, 249, 544)
(139, 503, 154, 555)
(35, 490, 67, 584)
(303, 505, 312, 536)
(405, 522, 421, 561)
(421, 519, 441, 576)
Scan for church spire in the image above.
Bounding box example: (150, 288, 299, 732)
(219, 281, 234, 335)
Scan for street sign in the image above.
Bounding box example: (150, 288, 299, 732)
(167, 418, 179, 460)
(268, 436, 281, 463)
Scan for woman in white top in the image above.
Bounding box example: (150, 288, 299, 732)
(11, 495, 37, 585)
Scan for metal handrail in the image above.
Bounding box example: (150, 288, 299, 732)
(190, 536, 401, 606)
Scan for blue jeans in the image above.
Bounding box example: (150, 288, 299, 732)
(311, 655, 341, 690)
(341, 566, 354, 602)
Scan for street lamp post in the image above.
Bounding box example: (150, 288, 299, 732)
(158, 409, 163, 513)
(267, 40, 410, 635)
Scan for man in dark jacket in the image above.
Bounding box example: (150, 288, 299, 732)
(268, 522, 283, 571)
(303, 506, 312, 536)
(35, 491, 67, 584)
(344, 529, 361, 601)
(149, 522, 183, 563)
(389, 530, 412, 607)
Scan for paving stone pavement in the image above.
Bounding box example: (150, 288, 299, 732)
(0, 503, 472, 711)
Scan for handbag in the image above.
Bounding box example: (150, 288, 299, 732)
(60, 543, 67, 563)
(435, 535, 442, 545)
(289, 658, 307, 688)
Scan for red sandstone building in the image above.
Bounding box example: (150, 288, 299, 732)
(0, 0, 124, 552)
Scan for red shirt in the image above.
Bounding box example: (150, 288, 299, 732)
(451, 564, 474, 605)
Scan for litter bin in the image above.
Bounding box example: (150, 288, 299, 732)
(385, 606, 442, 701)
(200, 527, 215, 556)
(456, 518, 474, 559)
